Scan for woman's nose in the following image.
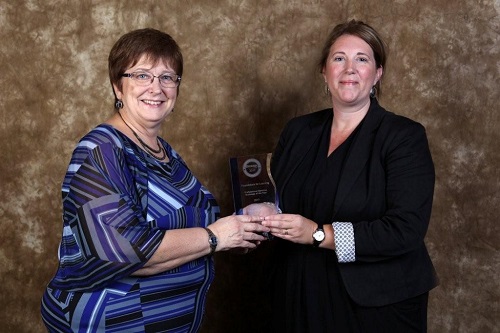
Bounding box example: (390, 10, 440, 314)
(345, 59, 355, 73)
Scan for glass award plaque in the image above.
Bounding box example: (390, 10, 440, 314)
(229, 153, 277, 214)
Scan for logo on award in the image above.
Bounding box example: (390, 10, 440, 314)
(242, 158, 262, 178)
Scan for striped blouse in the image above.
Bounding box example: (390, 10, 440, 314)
(41, 124, 219, 332)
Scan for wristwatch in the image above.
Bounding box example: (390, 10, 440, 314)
(312, 224, 325, 247)
(204, 227, 218, 254)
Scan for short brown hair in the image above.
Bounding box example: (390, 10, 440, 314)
(318, 20, 386, 96)
(108, 28, 183, 107)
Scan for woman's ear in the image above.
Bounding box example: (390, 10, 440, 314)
(112, 83, 122, 100)
(321, 66, 327, 81)
(375, 66, 383, 85)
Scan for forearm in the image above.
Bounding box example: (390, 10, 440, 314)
(133, 215, 269, 276)
(132, 227, 211, 276)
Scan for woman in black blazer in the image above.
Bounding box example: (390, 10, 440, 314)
(261, 20, 438, 332)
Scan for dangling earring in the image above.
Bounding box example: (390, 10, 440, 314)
(115, 99, 124, 109)
(370, 86, 377, 98)
(324, 84, 331, 96)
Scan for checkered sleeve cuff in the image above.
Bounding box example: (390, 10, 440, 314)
(332, 222, 356, 263)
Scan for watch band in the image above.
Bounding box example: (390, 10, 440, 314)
(204, 227, 217, 254)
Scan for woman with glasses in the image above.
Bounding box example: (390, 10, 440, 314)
(41, 28, 270, 332)
(262, 20, 438, 332)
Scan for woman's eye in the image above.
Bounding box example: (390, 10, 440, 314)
(160, 75, 173, 82)
(136, 73, 150, 80)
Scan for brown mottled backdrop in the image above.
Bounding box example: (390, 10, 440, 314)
(0, 0, 498, 332)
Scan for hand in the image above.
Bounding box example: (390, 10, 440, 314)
(262, 214, 317, 244)
(209, 215, 270, 251)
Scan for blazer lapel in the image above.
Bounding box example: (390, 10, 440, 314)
(278, 110, 332, 202)
(333, 101, 387, 217)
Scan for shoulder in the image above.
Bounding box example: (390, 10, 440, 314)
(77, 124, 124, 150)
(287, 108, 332, 125)
(281, 108, 332, 134)
(68, 124, 126, 168)
(370, 105, 430, 156)
(382, 114, 427, 142)
(372, 103, 427, 138)
(63, 125, 127, 189)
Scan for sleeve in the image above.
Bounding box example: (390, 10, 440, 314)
(333, 222, 356, 262)
(353, 122, 435, 262)
(55, 141, 165, 292)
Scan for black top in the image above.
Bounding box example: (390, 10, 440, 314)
(283, 111, 362, 223)
(270, 112, 362, 332)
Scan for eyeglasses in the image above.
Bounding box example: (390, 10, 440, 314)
(122, 71, 181, 88)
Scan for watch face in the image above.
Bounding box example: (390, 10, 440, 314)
(313, 229, 325, 242)
(209, 236, 218, 246)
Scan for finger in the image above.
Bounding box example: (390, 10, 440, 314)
(243, 240, 259, 249)
(262, 220, 289, 229)
(243, 223, 270, 235)
(240, 215, 265, 222)
(246, 231, 268, 241)
(264, 214, 288, 221)
(246, 223, 271, 233)
(268, 227, 286, 235)
(269, 231, 287, 240)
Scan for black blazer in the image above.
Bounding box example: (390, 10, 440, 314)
(271, 99, 438, 307)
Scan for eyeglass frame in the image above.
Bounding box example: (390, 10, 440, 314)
(121, 71, 182, 88)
